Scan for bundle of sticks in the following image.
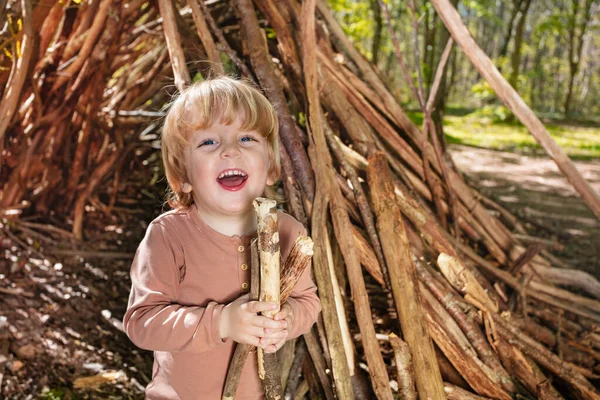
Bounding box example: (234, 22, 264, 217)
(223, 198, 314, 400)
(4, 0, 599, 398)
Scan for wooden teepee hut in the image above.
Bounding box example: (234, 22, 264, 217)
(1, 0, 600, 398)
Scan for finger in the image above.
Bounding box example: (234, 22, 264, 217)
(264, 338, 286, 353)
(274, 338, 287, 351)
(263, 344, 278, 353)
(273, 309, 289, 320)
(250, 315, 287, 330)
(260, 329, 288, 340)
(237, 334, 262, 347)
(258, 336, 280, 346)
(244, 301, 278, 314)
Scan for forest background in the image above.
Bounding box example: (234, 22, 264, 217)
(330, 0, 600, 157)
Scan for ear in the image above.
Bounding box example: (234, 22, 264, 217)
(182, 183, 192, 193)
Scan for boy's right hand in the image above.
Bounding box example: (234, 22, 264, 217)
(219, 294, 288, 351)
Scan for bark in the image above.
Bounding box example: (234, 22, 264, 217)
(235, 0, 315, 206)
(304, 328, 335, 400)
(370, 0, 383, 66)
(253, 198, 283, 400)
(508, 0, 532, 90)
(187, 0, 223, 75)
(157, 0, 191, 91)
(564, 0, 594, 115)
(367, 152, 445, 400)
(419, 284, 512, 399)
(284, 339, 306, 398)
(388, 333, 417, 400)
(303, 2, 392, 398)
(0, 0, 33, 164)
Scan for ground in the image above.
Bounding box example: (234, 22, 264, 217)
(1, 137, 599, 399)
(449, 144, 600, 279)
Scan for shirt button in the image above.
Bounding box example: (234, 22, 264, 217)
(238, 245, 245, 253)
(241, 282, 249, 290)
(241, 263, 248, 271)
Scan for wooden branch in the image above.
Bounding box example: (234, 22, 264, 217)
(0, 0, 33, 163)
(430, 0, 600, 220)
(388, 333, 417, 400)
(324, 123, 390, 291)
(444, 383, 493, 400)
(253, 197, 283, 399)
(157, 0, 191, 91)
(304, 328, 335, 400)
(235, 0, 315, 205)
(187, 0, 224, 75)
(415, 261, 517, 394)
(316, 0, 422, 142)
(50, 0, 111, 94)
(366, 152, 445, 400)
(201, 0, 253, 79)
(489, 310, 600, 400)
(284, 339, 306, 397)
(494, 338, 564, 400)
(302, 1, 392, 399)
(419, 284, 512, 400)
(72, 150, 120, 239)
(280, 236, 313, 303)
(223, 234, 312, 399)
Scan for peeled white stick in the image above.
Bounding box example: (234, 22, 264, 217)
(253, 197, 283, 400)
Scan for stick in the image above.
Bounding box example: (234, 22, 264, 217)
(187, 0, 223, 75)
(253, 197, 283, 399)
(304, 1, 391, 398)
(157, 0, 191, 91)
(367, 152, 446, 400)
(388, 333, 417, 400)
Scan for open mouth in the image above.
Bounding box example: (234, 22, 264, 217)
(216, 169, 248, 191)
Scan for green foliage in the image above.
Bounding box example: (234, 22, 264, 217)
(471, 105, 512, 122)
(328, 0, 375, 57)
(328, 0, 600, 116)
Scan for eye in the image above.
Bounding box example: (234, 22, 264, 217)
(198, 139, 217, 147)
(240, 135, 257, 143)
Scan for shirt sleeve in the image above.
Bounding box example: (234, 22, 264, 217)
(122, 221, 226, 353)
(284, 225, 322, 339)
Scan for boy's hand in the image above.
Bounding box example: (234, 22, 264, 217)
(219, 294, 288, 352)
(260, 302, 293, 353)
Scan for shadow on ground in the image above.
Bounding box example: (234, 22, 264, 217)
(450, 144, 600, 279)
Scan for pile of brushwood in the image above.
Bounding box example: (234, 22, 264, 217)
(1, 0, 599, 398)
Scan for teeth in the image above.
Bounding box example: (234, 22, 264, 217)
(218, 169, 247, 179)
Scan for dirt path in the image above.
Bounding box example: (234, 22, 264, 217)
(449, 144, 600, 279)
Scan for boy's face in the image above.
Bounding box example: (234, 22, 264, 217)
(184, 119, 274, 219)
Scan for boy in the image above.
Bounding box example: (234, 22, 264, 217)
(123, 77, 321, 399)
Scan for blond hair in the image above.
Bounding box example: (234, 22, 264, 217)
(161, 77, 281, 209)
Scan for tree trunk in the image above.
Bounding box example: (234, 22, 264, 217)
(370, 0, 383, 66)
(564, 0, 594, 115)
(508, 0, 532, 90)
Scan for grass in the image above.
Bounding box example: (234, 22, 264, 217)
(406, 109, 600, 160)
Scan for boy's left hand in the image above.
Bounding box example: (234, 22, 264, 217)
(260, 302, 293, 353)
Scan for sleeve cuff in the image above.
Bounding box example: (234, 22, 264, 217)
(209, 302, 228, 346)
(286, 297, 302, 339)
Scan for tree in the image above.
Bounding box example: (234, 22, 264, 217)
(564, 0, 595, 115)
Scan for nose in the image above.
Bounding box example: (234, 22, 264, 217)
(220, 141, 241, 159)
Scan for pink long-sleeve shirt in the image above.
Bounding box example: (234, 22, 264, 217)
(123, 206, 321, 399)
